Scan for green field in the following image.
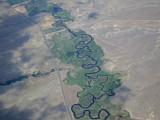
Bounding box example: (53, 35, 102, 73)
(7, 0, 29, 5)
(50, 30, 104, 67)
(25, 0, 54, 15)
(56, 10, 74, 21)
(43, 27, 64, 34)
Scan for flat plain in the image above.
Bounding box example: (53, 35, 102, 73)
(0, 0, 160, 120)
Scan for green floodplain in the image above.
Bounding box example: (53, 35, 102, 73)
(7, 0, 133, 119)
(49, 30, 132, 120)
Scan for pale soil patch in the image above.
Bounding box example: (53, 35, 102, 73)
(102, 61, 116, 72)
(63, 83, 82, 120)
(58, 62, 82, 117)
(63, 84, 82, 107)
(69, 20, 160, 31)
(40, 15, 55, 29)
(13, 5, 27, 14)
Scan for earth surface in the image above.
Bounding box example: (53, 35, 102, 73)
(0, 0, 160, 120)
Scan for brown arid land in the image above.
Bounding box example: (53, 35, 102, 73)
(0, 1, 70, 120)
(0, 0, 160, 120)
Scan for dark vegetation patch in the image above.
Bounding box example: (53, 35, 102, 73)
(88, 12, 99, 19)
(0, 68, 56, 86)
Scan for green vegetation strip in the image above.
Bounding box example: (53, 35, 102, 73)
(43, 27, 64, 34)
